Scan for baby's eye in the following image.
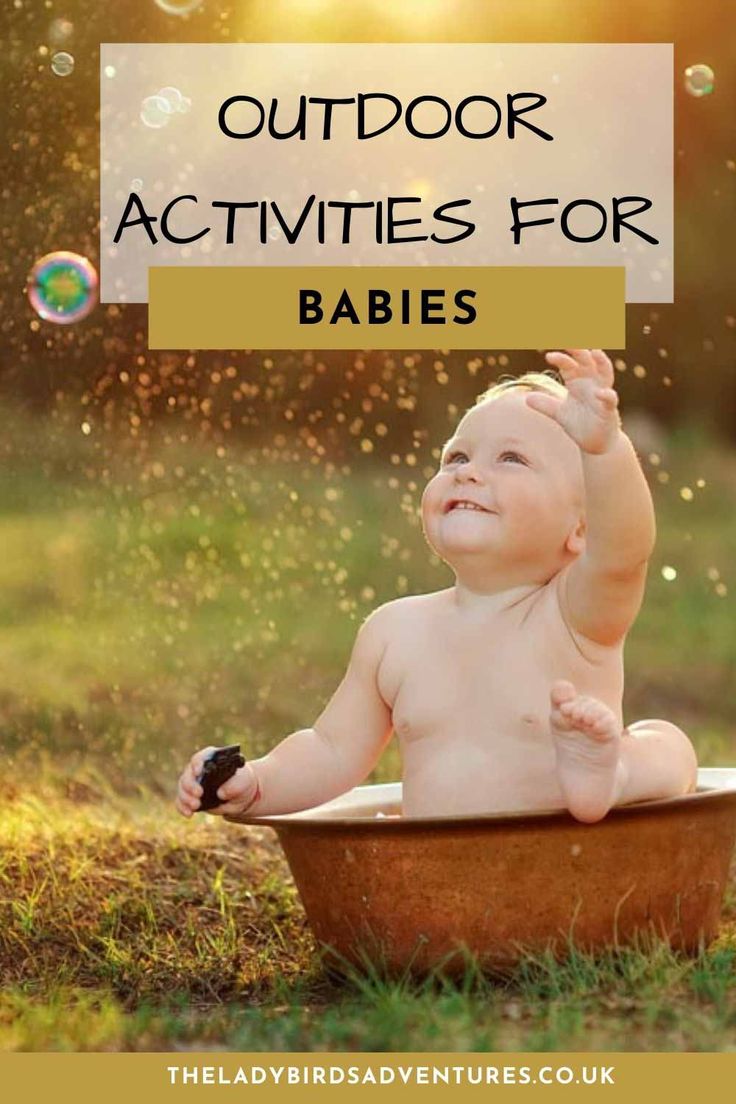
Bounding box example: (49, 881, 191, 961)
(498, 451, 528, 465)
(443, 450, 468, 465)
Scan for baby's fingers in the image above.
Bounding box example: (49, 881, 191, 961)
(176, 784, 199, 817)
(190, 745, 218, 774)
(525, 390, 562, 420)
(595, 387, 619, 410)
(590, 349, 615, 385)
(544, 350, 583, 379)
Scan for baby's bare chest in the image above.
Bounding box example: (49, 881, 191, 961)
(378, 617, 620, 747)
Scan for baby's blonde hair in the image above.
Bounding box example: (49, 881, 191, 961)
(472, 370, 566, 410)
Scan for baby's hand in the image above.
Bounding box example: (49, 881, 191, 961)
(526, 349, 620, 454)
(175, 746, 260, 818)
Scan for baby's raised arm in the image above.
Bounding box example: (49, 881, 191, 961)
(176, 605, 394, 818)
(527, 349, 656, 646)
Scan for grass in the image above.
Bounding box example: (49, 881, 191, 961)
(0, 401, 735, 1050)
(1, 771, 735, 1051)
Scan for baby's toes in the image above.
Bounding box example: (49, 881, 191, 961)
(550, 704, 575, 732)
(551, 679, 577, 707)
(582, 700, 604, 728)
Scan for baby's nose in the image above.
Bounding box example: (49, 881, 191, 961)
(455, 462, 482, 483)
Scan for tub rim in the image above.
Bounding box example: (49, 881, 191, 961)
(225, 766, 736, 830)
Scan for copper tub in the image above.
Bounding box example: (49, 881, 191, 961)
(227, 768, 736, 975)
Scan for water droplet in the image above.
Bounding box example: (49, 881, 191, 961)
(661, 565, 677, 581)
(680, 486, 693, 501)
(51, 51, 74, 77)
(104, 65, 116, 79)
(685, 64, 714, 97)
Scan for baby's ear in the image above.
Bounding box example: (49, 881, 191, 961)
(565, 517, 586, 556)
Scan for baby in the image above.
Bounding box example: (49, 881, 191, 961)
(176, 349, 697, 824)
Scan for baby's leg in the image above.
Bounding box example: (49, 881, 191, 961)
(550, 681, 697, 823)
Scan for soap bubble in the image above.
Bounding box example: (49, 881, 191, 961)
(140, 94, 173, 129)
(27, 251, 98, 324)
(51, 52, 75, 77)
(158, 86, 183, 112)
(154, 0, 202, 15)
(268, 225, 281, 241)
(49, 18, 74, 45)
(178, 96, 192, 114)
(131, 178, 143, 190)
(684, 64, 714, 97)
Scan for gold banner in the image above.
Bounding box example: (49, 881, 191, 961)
(1, 1052, 734, 1103)
(148, 267, 625, 350)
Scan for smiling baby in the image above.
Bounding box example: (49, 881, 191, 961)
(176, 349, 697, 823)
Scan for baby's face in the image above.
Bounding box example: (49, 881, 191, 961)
(421, 392, 585, 581)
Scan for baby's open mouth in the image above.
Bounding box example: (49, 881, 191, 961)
(445, 499, 494, 514)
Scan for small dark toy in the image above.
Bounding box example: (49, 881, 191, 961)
(197, 744, 245, 811)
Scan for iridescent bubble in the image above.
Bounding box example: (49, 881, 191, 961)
(158, 86, 183, 112)
(49, 18, 74, 45)
(140, 95, 172, 128)
(154, 0, 202, 15)
(27, 251, 98, 324)
(131, 178, 143, 190)
(51, 51, 75, 77)
(268, 224, 281, 241)
(178, 96, 192, 114)
(684, 64, 714, 98)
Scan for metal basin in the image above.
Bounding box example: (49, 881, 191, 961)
(227, 768, 736, 975)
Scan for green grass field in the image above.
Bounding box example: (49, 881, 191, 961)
(1, 403, 735, 1051)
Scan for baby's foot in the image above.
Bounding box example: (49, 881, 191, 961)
(550, 680, 625, 823)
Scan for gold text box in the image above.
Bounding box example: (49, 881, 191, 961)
(2, 1052, 736, 1104)
(149, 267, 625, 350)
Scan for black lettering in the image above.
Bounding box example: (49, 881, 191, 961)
(211, 201, 258, 244)
(268, 95, 307, 140)
(218, 95, 265, 139)
(401, 288, 410, 324)
(509, 197, 558, 244)
(330, 289, 360, 324)
(612, 196, 659, 244)
(387, 197, 428, 244)
(369, 290, 392, 324)
(455, 96, 502, 139)
(308, 97, 357, 140)
(327, 201, 375, 244)
(506, 93, 553, 141)
(161, 195, 209, 244)
(453, 289, 477, 324)
(421, 289, 446, 323)
(300, 290, 323, 323)
(561, 199, 607, 242)
(113, 193, 158, 244)
(431, 199, 475, 244)
(357, 93, 402, 139)
(405, 96, 452, 139)
(271, 195, 317, 245)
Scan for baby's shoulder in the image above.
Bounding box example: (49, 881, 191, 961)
(363, 590, 443, 635)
